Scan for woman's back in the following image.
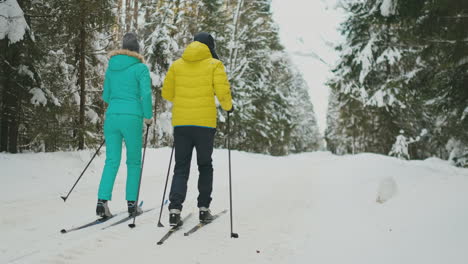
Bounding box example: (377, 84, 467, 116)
(103, 49, 152, 119)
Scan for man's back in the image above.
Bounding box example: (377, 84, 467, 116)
(162, 41, 232, 128)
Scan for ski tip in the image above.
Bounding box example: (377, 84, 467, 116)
(156, 241, 163, 245)
(183, 232, 189, 236)
(60, 229, 67, 234)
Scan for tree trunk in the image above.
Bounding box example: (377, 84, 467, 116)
(228, 0, 243, 73)
(0, 39, 8, 152)
(1, 39, 20, 153)
(0, 79, 9, 152)
(78, 2, 87, 150)
(8, 103, 18, 153)
(172, 0, 181, 32)
(125, 0, 132, 32)
(1, 70, 19, 153)
(114, 0, 124, 42)
(133, 0, 139, 32)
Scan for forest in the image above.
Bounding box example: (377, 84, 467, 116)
(326, 0, 468, 165)
(0, 0, 322, 156)
(1, 0, 467, 166)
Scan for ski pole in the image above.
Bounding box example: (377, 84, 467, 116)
(157, 144, 175, 227)
(129, 124, 151, 228)
(61, 140, 105, 202)
(227, 112, 239, 238)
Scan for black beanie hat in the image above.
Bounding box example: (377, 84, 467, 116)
(194, 32, 219, 60)
(122, 32, 140, 53)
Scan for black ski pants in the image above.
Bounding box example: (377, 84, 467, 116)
(169, 126, 216, 210)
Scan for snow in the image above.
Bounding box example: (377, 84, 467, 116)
(44, 88, 61, 107)
(457, 56, 468, 67)
(156, 111, 173, 138)
(376, 177, 398, 203)
(0, 0, 29, 44)
(86, 109, 100, 124)
(389, 134, 410, 159)
(18, 65, 34, 80)
(29, 87, 47, 106)
(356, 33, 376, 84)
(376, 48, 402, 65)
(149, 71, 161, 87)
(252, 17, 264, 27)
(367, 89, 397, 107)
(380, 0, 397, 17)
(404, 68, 422, 83)
(463, 106, 468, 120)
(1, 149, 468, 263)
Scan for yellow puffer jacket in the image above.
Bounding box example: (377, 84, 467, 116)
(162, 41, 232, 128)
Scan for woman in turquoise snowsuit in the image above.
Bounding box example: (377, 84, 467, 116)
(96, 33, 153, 217)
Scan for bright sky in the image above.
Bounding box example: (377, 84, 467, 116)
(271, 0, 345, 134)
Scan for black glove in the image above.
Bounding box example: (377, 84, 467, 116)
(227, 106, 234, 114)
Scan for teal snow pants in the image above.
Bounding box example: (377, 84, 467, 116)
(98, 114, 143, 201)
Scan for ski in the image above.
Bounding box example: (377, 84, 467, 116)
(102, 207, 156, 230)
(61, 201, 143, 234)
(60, 214, 118, 234)
(156, 213, 193, 245)
(183, 209, 228, 236)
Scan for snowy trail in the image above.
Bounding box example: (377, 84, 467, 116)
(1, 149, 468, 264)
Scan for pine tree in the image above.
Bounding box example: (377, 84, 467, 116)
(328, 0, 468, 161)
(44, 0, 113, 150)
(20, 0, 114, 151)
(141, 0, 180, 146)
(0, 0, 40, 153)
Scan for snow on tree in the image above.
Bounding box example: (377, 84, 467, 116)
(327, 0, 468, 164)
(388, 129, 427, 160)
(447, 138, 468, 168)
(380, 0, 397, 17)
(29, 88, 47, 106)
(389, 130, 410, 160)
(0, 0, 39, 153)
(140, 0, 181, 146)
(0, 0, 29, 44)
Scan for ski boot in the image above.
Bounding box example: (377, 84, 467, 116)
(169, 209, 182, 227)
(199, 207, 214, 223)
(127, 201, 143, 217)
(96, 199, 112, 218)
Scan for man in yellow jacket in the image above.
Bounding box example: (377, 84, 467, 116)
(162, 32, 233, 226)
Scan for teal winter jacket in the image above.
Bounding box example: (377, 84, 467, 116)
(103, 49, 153, 119)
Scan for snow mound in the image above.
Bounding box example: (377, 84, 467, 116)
(376, 177, 398, 203)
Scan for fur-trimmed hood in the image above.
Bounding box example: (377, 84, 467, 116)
(107, 49, 145, 71)
(109, 49, 145, 63)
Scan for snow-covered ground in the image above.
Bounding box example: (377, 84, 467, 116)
(1, 148, 468, 264)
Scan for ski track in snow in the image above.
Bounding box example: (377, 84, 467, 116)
(1, 149, 468, 264)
